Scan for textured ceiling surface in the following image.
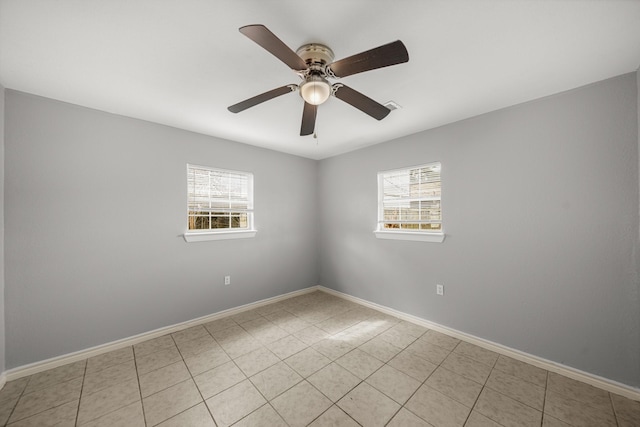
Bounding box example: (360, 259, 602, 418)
(1, 0, 640, 159)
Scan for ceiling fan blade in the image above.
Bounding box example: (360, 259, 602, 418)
(327, 40, 409, 78)
(333, 84, 390, 120)
(228, 85, 296, 113)
(300, 102, 317, 136)
(239, 25, 308, 71)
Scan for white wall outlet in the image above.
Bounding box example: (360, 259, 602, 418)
(224, 275, 231, 286)
(436, 284, 444, 296)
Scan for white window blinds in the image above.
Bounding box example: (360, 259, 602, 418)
(378, 162, 442, 232)
(187, 165, 254, 231)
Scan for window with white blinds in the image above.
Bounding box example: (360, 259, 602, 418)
(376, 162, 443, 241)
(186, 165, 254, 238)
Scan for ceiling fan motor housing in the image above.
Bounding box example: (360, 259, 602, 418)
(296, 44, 334, 105)
(296, 43, 335, 68)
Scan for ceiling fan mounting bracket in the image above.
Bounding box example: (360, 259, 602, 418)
(331, 83, 343, 96)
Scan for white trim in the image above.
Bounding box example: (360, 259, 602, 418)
(4, 286, 319, 382)
(4, 284, 639, 401)
(374, 230, 445, 242)
(318, 286, 640, 401)
(183, 230, 257, 242)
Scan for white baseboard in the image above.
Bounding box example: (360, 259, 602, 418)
(318, 286, 640, 401)
(3, 284, 639, 402)
(4, 286, 319, 382)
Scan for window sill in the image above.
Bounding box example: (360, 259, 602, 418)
(183, 230, 257, 242)
(374, 230, 445, 243)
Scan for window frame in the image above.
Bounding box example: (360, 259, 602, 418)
(374, 162, 445, 243)
(183, 164, 257, 243)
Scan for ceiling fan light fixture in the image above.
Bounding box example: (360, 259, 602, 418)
(230, 25, 410, 136)
(300, 75, 331, 105)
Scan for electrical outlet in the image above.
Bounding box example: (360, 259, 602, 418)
(224, 275, 231, 286)
(436, 284, 444, 296)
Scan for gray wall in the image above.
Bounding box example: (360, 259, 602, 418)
(318, 73, 640, 387)
(0, 83, 5, 374)
(3, 91, 318, 368)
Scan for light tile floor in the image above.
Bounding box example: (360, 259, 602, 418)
(0, 291, 638, 426)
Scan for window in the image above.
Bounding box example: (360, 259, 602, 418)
(184, 164, 256, 242)
(375, 162, 444, 242)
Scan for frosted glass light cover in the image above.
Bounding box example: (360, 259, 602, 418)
(300, 78, 331, 105)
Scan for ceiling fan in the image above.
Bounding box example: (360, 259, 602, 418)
(228, 25, 409, 136)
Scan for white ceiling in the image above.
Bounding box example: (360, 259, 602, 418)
(1, 1, 640, 160)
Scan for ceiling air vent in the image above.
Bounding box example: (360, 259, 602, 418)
(384, 101, 402, 110)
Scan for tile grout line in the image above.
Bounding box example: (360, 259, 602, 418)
(136, 329, 219, 426)
(73, 361, 88, 427)
(469, 348, 504, 427)
(203, 311, 311, 425)
(161, 332, 211, 426)
(540, 370, 549, 427)
(378, 333, 424, 427)
(466, 352, 547, 420)
(236, 303, 375, 425)
(290, 308, 384, 426)
(235, 309, 313, 425)
(196, 324, 224, 425)
(382, 330, 444, 426)
(78, 352, 140, 422)
(609, 391, 621, 427)
(131, 347, 148, 427)
(156, 324, 234, 425)
(2, 374, 31, 426)
(211, 316, 267, 426)
(235, 307, 340, 425)
(4, 363, 85, 426)
(449, 338, 486, 427)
